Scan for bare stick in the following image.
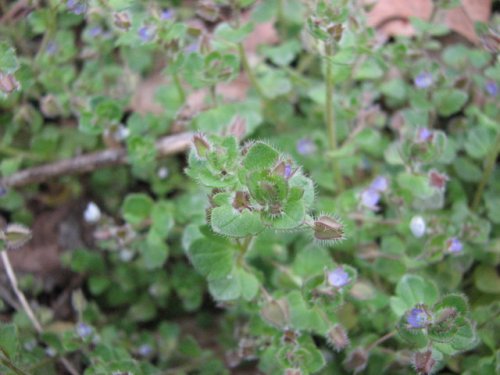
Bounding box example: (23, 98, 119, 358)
(1, 251, 43, 332)
(0, 131, 193, 188)
(1, 250, 80, 375)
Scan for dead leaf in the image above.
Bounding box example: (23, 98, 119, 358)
(367, 0, 492, 43)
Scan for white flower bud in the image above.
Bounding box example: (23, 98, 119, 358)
(410, 216, 426, 238)
(84, 202, 101, 223)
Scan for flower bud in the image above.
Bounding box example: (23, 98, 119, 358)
(1, 224, 32, 249)
(196, 0, 220, 22)
(410, 216, 426, 238)
(327, 23, 344, 42)
(412, 350, 436, 375)
(40, 95, 62, 118)
(260, 298, 290, 329)
(193, 133, 211, 159)
(84, 202, 101, 224)
(0, 72, 20, 94)
(428, 170, 448, 191)
(343, 348, 369, 373)
(313, 215, 344, 241)
(114, 12, 131, 30)
(327, 324, 349, 351)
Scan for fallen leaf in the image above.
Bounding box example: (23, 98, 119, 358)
(367, 0, 492, 43)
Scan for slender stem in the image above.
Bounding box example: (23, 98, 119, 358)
(0, 356, 28, 375)
(238, 43, 265, 99)
(471, 131, 500, 211)
(366, 330, 397, 352)
(1, 251, 80, 375)
(324, 42, 345, 192)
(1, 251, 43, 333)
(209, 85, 218, 107)
(0, 145, 45, 161)
(173, 74, 186, 103)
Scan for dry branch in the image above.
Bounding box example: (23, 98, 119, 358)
(0, 132, 193, 188)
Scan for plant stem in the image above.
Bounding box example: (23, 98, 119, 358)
(470, 131, 500, 212)
(1, 251, 80, 375)
(173, 74, 186, 103)
(1, 251, 43, 333)
(0, 355, 28, 375)
(366, 330, 397, 352)
(238, 42, 265, 99)
(209, 84, 218, 107)
(324, 42, 344, 192)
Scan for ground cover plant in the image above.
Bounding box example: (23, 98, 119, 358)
(0, 0, 499, 374)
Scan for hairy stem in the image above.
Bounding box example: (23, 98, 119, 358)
(366, 330, 397, 352)
(173, 74, 186, 103)
(471, 131, 500, 211)
(324, 42, 345, 192)
(238, 42, 265, 99)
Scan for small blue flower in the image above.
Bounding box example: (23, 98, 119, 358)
(327, 267, 350, 288)
(76, 322, 93, 338)
(66, 0, 87, 15)
(185, 40, 199, 53)
(406, 307, 430, 329)
(296, 138, 317, 155)
(138, 25, 157, 43)
(370, 176, 388, 193)
(414, 72, 433, 89)
(485, 80, 498, 97)
(161, 9, 175, 20)
(284, 164, 293, 179)
(138, 344, 153, 357)
(88, 26, 103, 38)
(416, 128, 433, 143)
(46, 41, 58, 55)
(360, 188, 381, 211)
(446, 237, 463, 253)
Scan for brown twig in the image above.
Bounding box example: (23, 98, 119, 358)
(0, 132, 193, 188)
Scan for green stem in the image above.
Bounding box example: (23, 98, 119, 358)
(209, 85, 218, 107)
(324, 42, 344, 192)
(238, 42, 265, 99)
(0, 352, 29, 375)
(173, 74, 186, 103)
(366, 330, 397, 352)
(470, 131, 500, 211)
(0, 145, 44, 161)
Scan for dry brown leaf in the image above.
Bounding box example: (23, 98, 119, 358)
(367, 0, 492, 43)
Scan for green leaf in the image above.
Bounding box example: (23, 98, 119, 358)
(434, 294, 469, 315)
(287, 291, 329, 333)
(474, 266, 500, 294)
(122, 193, 154, 225)
(211, 205, 265, 237)
(464, 127, 495, 159)
(397, 173, 434, 199)
(208, 267, 259, 301)
(151, 201, 174, 239)
(390, 275, 438, 316)
(0, 323, 19, 359)
(433, 89, 468, 116)
(143, 229, 169, 269)
(214, 22, 253, 43)
(0, 42, 19, 73)
(354, 58, 383, 80)
(188, 237, 233, 281)
(243, 142, 279, 170)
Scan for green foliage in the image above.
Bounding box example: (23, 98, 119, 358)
(0, 0, 498, 374)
